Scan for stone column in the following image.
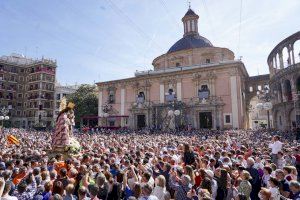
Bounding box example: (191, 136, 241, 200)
(160, 83, 164, 103)
(279, 51, 284, 69)
(230, 75, 239, 128)
(120, 88, 125, 127)
(281, 82, 286, 102)
(288, 47, 292, 66)
(291, 44, 296, 65)
(213, 109, 216, 129)
(290, 78, 296, 101)
(176, 81, 182, 101)
(98, 89, 103, 126)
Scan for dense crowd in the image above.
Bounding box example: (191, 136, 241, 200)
(0, 128, 300, 200)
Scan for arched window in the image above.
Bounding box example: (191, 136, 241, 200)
(168, 88, 174, 95)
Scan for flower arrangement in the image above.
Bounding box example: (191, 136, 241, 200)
(64, 137, 81, 155)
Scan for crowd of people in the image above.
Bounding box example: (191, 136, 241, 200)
(0, 128, 300, 200)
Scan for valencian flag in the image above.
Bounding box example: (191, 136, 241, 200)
(7, 135, 20, 145)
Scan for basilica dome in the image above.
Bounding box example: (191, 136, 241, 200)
(167, 34, 213, 53)
(167, 8, 213, 54)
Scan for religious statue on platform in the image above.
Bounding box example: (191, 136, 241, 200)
(52, 97, 80, 155)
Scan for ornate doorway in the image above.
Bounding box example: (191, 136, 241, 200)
(137, 114, 146, 129)
(199, 112, 212, 129)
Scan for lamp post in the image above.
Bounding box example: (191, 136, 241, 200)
(256, 86, 273, 130)
(101, 104, 112, 127)
(0, 107, 10, 128)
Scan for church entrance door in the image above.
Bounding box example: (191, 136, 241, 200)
(199, 112, 212, 129)
(137, 114, 146, 129)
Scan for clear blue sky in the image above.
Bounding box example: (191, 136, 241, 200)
(0, 0, 299, 85)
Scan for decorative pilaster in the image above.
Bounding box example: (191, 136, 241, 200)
(230, 75, 239, 128)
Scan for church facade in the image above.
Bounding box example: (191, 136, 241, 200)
(96, 8, 249, 130)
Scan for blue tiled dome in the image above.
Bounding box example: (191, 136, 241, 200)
(167, 34, 213, 53)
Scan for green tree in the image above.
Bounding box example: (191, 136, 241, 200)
(67, 84, 98, 127)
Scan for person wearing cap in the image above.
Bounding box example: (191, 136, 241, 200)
(204, 170, 217, 200)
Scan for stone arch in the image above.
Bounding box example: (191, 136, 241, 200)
(282, 46, 289, 67)
(294, 39, 300, 63)
(296, 76, 300, 93)
(283, 79, 292, 101)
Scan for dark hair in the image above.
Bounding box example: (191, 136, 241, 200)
(17, 181, 27, 193)
(269, 177, 279, 187)
(201, 177, 212, 194)
(184, 144, 191, 153)
(44, 181, 52, 192)
(60, 168, 67, 177)
(143, 172, 151, 181)
(283, 166, 292, 174)
(89, 185, 99, 197)
(238, 193, 248, 200)
(264, 166, 272, 174)
(52, 181, 64, 195)
(78, 187, 87, 197)
(116, 171, 124, 183)
(133, 183, 142, 198)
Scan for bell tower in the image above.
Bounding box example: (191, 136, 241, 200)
(182, 5, 199, 37)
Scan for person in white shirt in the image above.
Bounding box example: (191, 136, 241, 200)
(268, 135, 283, 166)
(152, 175, 170, 200)
(268, 177, 281, 200)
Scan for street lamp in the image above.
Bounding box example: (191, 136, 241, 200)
(0, 107, 10, 127)
(256, 86, 273, 130)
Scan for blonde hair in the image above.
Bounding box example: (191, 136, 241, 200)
(185, 165, 195, 185)
(155, 175, 166, 188)
(242, 170, 252, 180)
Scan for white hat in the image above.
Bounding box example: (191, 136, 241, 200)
(205, 170, 214, 178)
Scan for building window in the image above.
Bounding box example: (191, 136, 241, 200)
(108, 90, 115, 104)
(56, 94, 60, 100)
(176, 62, 180, 67)
(224, 113, 232, 125)
(249, 86, 253, 92)
(206, 59, 211, 64)
(257, 85, 262, 91)
(279, 116, 282, 125)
